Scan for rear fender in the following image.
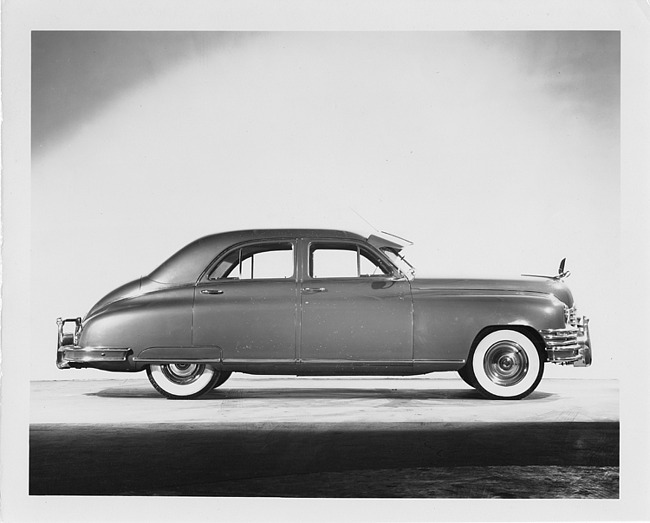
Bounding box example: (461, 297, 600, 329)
(79, 286, 194, 356)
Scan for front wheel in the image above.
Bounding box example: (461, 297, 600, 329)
(467, 329, 544, 400)
(457, 365, 476, 388)
(147, 363, 222, 399)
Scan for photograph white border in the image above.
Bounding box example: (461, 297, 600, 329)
(2, 1, 649, 521)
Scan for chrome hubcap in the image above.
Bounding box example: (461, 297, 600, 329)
(161, 363, 205, 385)
(483, 341, 528, 386)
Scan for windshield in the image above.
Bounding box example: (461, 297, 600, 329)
(382, 248, 416, 280)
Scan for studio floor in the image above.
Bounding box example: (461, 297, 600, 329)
(29, 376, 619, 497)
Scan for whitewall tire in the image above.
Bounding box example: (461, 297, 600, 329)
(469, 329, 544, 400)
(147, 363, 221, 399)
(457, 365, 476, 388)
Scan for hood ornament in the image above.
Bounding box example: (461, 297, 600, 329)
(555, 258, 571, 280)
(522, 258, 571, 281)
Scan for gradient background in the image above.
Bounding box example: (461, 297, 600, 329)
(31, 31, 620, 380)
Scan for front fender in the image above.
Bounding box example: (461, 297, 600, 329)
(413, 291, 565, 361)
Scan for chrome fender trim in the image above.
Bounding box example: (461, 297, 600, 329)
(133, 346, 222, 363)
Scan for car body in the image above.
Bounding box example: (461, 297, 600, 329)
(57, 229, 591, 399)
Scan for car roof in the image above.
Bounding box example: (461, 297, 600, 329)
(147, 229, 368, 284)
(216, 228, 367, 242)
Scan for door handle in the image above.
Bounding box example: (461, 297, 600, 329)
(302, 287, 327, 294)
(201, 289, 224, 295)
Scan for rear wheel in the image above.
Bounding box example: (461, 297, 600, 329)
(147, 363, 221, 399)
(467, 329, 544, 400)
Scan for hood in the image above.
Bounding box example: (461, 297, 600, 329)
(84, 277, 166, 319)
(411, 277, 574, 307)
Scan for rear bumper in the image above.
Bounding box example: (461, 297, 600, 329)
(57, 345, 132, 369)
(56, 316, 131, 370)
(540, 316, 592, 367)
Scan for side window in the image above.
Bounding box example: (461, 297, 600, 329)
(310, 243, 391, 279)
(209, 242, 294, 280)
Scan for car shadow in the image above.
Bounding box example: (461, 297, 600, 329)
(87, 386, 554, 401)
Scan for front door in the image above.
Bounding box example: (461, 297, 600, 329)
(193, 240, 298, 365)
(299, 240, 413, 366)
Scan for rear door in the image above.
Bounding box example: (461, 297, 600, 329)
(193, 240, 298, 365)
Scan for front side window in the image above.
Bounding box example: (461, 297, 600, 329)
(209, 242, 294, 280)
(309, 242, 392, 279)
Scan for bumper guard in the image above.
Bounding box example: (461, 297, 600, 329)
(56, 316, 130, 369)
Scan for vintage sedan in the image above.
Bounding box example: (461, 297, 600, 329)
(57, 229, 591, 400)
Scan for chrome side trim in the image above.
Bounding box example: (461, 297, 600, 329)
(222, 359, 299, 365)
(414, 359, 466, 364)
(134, 346, 222, 363)
(299, 359, 413, 365)
(135, 358, 221, 364)
(297, 359, 465, 365)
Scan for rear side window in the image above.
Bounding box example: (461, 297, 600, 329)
(309, 242, 391, 278)
(209, 242, 294, 280)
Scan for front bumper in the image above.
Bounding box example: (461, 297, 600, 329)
(540, 316, 592, 367)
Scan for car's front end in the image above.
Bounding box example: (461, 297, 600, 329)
(540, 305, 592, 367)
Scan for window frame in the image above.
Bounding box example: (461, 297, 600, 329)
(306, 240, 398, 280)
(200, 239, 298, 283)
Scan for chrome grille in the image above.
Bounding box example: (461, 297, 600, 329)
(541, 328, 581, 364)
(543, 329, 580, 350)
(541, 315, 591, 366)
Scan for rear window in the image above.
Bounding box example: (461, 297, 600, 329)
(209, 242, 294, 280)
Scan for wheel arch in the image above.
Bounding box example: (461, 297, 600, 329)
(147, 363, 222, 399)
(470, 325, 547, 363)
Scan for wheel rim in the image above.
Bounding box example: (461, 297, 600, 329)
(160, 363, 205, 385)
(483, 341, 529, 387)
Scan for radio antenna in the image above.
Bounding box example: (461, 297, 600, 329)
(350, 208, 413, 246)
(350, 208, 379, 232)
